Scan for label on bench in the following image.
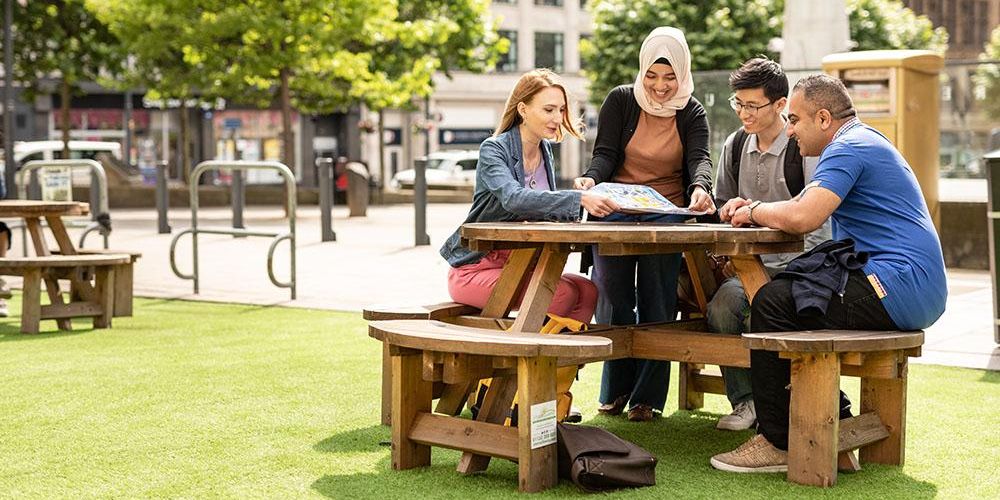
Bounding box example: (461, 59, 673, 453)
(530, 400, 558, 449)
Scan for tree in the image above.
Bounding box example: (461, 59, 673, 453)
(975, 25, 1000, 121)
(581, 0, 783, 104)
(582, 0, 948, 104)
(11, 0, 123, 157)
(847, 0, 948, 54)
(89, 0, 222, 180)
(350, 0, 506, 184)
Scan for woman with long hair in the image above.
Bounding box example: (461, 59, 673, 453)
(573, 27, 716, 422)
(440, 68, 618, 324)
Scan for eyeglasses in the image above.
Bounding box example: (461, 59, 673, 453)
(729, 96, 774, 115)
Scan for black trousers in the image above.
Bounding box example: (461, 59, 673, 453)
(749, 269, 898, 450)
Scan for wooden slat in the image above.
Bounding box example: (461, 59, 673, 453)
(480, 247, 539, 319)
(510, 243, 569, 333)
(684, 250, 718, 314)
(729, 254, 770, 302)
(460, 221, 802, 246)
(841, 351, 900, 379)
(369, 320, 613, 359)
(93, 266, 114, 329)
(441, 315, 511, 330)
(0, 200, 87, 217)
(787, 352, 841, 487)
(442, 353, 494, 384)
(409, 412, 518, 460)
(517, 356, 558, 493)
(0, 255, 131, 267)
(744, 330, 924, 353)
(39, 301, 104, 319)
(457, 374, 518, 474)
(711, 240, 804, 256)
(112, 263, 134, 317)
(45, 215, 78, 256)
(363, 302, 481, 321)
(860, 359, 908, 465)
(632, 329, 749, 367)
(691, 372, 727, 395)
(391, 352, 432, 470)
(434, 382, 475, 416)
(838, 412, 890, 452)
(422, 351, 443, 382)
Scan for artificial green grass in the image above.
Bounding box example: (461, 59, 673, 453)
(0, 295, 997, 498)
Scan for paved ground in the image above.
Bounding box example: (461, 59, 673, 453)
(8, 202, 997, 371)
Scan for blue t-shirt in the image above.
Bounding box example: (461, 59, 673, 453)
(811, 122, 947, 330)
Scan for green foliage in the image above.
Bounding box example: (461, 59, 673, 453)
(975, 25, 1000, 120)
(583, 0, 948, 104)
(10, 0, 124, 100)
(581, 0, 783, 104)
(846, 0, 948, 54)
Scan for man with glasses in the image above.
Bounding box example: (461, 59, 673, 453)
(710, 73, 946, 472)
(707, 57, 829, 431)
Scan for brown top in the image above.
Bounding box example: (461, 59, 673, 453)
(0, 200, 89, 218)
(613, 111, 685, 205)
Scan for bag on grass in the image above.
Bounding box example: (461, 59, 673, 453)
(556, 423, 658, 492)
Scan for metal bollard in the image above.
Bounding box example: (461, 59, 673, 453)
(414, 157, 430, 246)
(231, 168, 245, 233)
(317, 157, 336, 242)
(156, 161, 171, 234)
(987, 151, 1000, 344)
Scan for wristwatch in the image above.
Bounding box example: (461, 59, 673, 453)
(747, 201, 763, 226)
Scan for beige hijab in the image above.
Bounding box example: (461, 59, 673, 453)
(633, 27, 694, 117)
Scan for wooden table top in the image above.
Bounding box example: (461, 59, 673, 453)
(0, 200, 90, 218)
(461, 221, 802, 246)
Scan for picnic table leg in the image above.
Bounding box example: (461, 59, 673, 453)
(20, 268, 42, 334)
(24, 218, 73, 331)
(92, 267, 115, 329)
(392, 349, 432, 470)
(381, 342, 392, 426)
(859, 355, 907, 465)
(729, 255, 770, 302)
(786, 352, 840, 487)
(517, 355, 558, 493)
(457, 244, 568, 475)
(480, 247, 540, 319)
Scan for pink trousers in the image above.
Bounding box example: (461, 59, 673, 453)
(448, 250, 598, 324)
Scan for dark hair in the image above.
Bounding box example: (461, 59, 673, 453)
(792, 74, 857, 120)
(653, 57, 671, 66)
(729, 57, 788, 102)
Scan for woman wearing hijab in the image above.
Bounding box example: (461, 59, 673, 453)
(573, 27, 716, 422)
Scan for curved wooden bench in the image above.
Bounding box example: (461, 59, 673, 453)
(0, 254, 132, 334)
(743, 329, 924, 487)
(371, 319, 612, 493)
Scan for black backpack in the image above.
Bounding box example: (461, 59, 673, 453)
(730, 128, 805, 197)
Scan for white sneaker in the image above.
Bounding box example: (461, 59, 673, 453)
(717, 400, 756, 431)
(0, 299, 8, 318)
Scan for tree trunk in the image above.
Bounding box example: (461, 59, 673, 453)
(179, 103, 191, 181)
(279, 67, 293, 215)
(377, 111, 386, 192)
(60, 80, 71, 159)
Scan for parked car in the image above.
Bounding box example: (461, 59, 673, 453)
(390, 150, 479, 190)
(12, 140, 123, 167)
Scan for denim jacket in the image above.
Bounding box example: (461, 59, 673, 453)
(440, 126, 583, 267)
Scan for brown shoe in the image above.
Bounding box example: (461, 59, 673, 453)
(710, 434, 788, 473)
(597, 395, 628, 416)
(627, 404, 656, 422)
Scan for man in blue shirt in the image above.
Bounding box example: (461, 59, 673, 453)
(710, 74, 947, 473)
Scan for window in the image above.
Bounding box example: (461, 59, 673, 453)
(578, 34, 591, 72)
(535, 0, 562, 5)
(497, 30, 518, 73)
(534, 32, 564, 73)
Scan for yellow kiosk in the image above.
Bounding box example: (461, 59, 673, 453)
(822, 50, 944, 229)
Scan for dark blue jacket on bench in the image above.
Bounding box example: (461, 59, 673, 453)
(773, 238, 868, 317)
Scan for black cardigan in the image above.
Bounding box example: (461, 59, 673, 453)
(582, 85, 714, 202)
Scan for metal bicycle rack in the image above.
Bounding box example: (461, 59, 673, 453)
(169, 160, 297, 299)
(15, 159, 112, 251)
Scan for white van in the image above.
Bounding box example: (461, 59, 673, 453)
(389, 150, 479, 190)
(8, 140, 123, 186)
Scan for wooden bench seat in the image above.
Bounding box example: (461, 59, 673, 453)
(370, 319, 612, 493)
(54, 248, 142, 317)
(743, 329, 924, 487)
(0, 254, 131, 333)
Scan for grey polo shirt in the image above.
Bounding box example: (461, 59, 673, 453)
(714, 122, 831, 273)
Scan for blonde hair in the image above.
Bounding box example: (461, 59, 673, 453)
(494, 69, 584, 141)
